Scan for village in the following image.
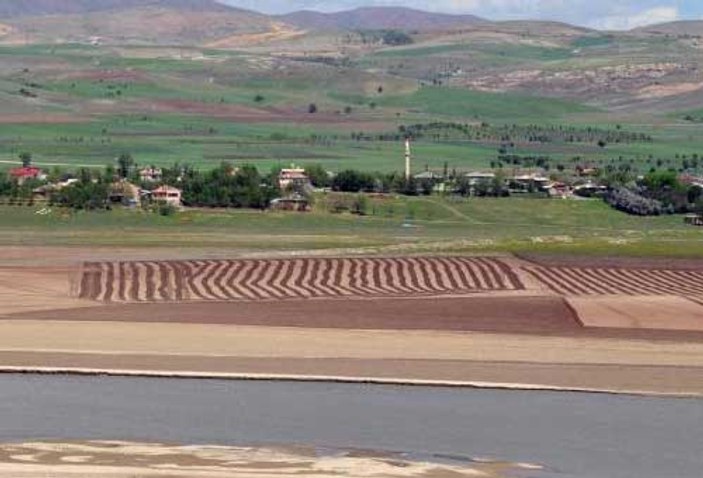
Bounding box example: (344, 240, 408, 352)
(2, 141, 703, 221)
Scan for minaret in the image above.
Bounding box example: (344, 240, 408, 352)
(404, 137, 411, 180)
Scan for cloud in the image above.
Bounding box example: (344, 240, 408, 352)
(591, 6, 680, 30)
(220, 0, 683, 29)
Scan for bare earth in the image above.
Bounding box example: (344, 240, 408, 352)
(0, 441, 527, 478)
(2, 247, 703, 396)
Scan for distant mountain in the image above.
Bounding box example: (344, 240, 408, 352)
(634, 20, 703, 36)
(0, 0, 231, 18)
(0, 1, 284, 45)
(279, 7, 486, 31)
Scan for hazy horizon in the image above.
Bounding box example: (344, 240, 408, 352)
(220, 0, 699, 30)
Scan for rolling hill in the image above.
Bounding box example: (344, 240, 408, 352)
(0, 0, 233, 18)
(0, 0, 286, 45)
(635, 20, 703, 37)
(279, 7, 485, 31)
(0, 2, 701, 115)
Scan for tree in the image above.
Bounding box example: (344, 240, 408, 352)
(117, 153, 134, 179)
(51, 171, 108, 210)
(308, 103, 318, 114)
(352, 194, 369, 215)
(332, 170, 376, 192)
(381, 30, 413, 46)
(254, 94, 265, 103)
(19, 152, 32, 168)
(304, 164, 330, 188)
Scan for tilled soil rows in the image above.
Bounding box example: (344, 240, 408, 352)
(522, 265, 703, 297)
(77, 256, 525, 303)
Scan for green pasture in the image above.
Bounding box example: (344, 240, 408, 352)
(0, 196, 700, 257)
(335, 86, 597, 122)
(1, 43, 703, 175)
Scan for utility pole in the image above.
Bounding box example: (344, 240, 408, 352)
(404, 137, 412, 181)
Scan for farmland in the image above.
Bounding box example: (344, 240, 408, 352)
(0, 195, 699, 256)
(2, 2, 703, 403)
(1, 39, 703, 175)
(77, 256, 524, 302)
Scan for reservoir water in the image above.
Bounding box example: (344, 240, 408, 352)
(0, 374, 701, 478)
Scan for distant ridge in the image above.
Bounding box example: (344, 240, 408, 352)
(0, 0, 279, 45)
(0, 0, 233, 19)
(279, 6, 485, 31)
(634, 20, 703, 36)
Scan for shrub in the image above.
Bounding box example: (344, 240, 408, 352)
(604, 187, 666, 216)
(157, 202, 177, 216)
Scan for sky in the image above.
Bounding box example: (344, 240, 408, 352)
(221, 0, 702, 29)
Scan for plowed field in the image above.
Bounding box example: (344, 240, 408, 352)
(77, 257, 525, 303)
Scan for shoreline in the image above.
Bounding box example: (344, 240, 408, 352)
(2, 366, 701, 399)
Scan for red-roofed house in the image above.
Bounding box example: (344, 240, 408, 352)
(9, 166, 45, 185)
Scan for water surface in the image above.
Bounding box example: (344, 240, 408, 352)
(0, 375, 701, 478)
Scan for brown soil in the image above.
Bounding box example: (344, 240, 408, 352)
(569, 295, 703, 331)
(518, 253, 703, 270)
(75, 257, 526, 303)
(9, 296, 579, 334)
(3, 352, 702, 396)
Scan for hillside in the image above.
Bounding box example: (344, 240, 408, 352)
(0, 1, 285, 45)
(0, 4, 701, 114)
(635, 20, 703, 37)
(279, 7, 485, 31)
(0, 0, 232, 18)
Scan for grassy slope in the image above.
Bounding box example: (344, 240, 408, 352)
(0, 40, 702, 174)
(1, 197, 700, 257)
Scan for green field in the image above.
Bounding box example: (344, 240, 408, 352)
(1, 196, 701, 257)
(1, 41, 703, 176)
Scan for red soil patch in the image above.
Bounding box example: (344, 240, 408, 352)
(11, 296, 580, 334)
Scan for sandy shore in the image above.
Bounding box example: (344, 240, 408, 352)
(0, 321, 702, 396)
(0, 441, 525, 477)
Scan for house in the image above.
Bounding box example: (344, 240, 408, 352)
(139, 167, 163, 183)
(413, 171, 443, 181)
(576, 165, 600, 177)
(270, 194, 311, 212)
(684, 214, 703, 226)
(9, 166, 45, 185)
(31, 178, 79, 200)
(278, 167, 311, 191)
(465, 171, 496, 185)
(679, 174, 703, 189)
(109, 181, 141, 207)
(546, 182, 570, 198)
(573, 183, 607, 198)
(151, 185, 182, 207)
(510, 173, 550, 192)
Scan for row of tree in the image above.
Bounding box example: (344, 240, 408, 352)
(350, 121, 653, 146)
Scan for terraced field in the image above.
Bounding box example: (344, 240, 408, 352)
(77, 257, 525, 303)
